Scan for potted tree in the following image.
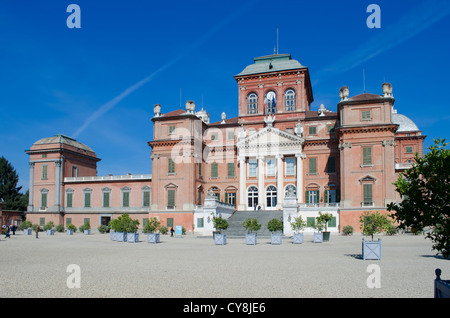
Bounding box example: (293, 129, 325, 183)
(359, 211, 392, 260)
(44, 221, 55, 235)
(144, 217, 161, 243)
(109, 215, 126, 241)
(79, 221, 91, 235)
(66, 223, 77, 235)
(317, 212, 333, 241)
(20, 220, 33, 235)
(290, 216, 307, 244)
(212, 216, 229, 245)
(242, 218, 261, 245)
(121, 214, 140, 243)
(267, 218, 283, 245)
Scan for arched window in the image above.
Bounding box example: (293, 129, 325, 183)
(248, 186, 258, 208)
(247, 93, 258, 114)
(266, 185, 277, 208)
(264, 91, 277, 115)
(284, 89, 296, 111)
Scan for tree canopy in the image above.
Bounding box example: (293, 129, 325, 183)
(0, 156, 28, 211)
(387, 138, 450, 258)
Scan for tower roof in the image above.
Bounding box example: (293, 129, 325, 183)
(33, 134, 95, 152)
(236, 54, 305, 76)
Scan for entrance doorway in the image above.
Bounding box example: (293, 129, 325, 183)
(101, 216, 111, 232)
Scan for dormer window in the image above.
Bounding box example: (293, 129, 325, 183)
(284, 89, 296, 111)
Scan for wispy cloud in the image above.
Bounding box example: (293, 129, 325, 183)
(313, 0, 450, 85)
(72, 0, 259, 138)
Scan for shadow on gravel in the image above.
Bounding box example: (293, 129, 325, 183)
(345, 253, 363, 260)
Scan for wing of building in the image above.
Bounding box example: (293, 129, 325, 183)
(25, 53, 425, 234)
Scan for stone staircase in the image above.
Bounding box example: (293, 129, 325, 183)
(222, 210, 283, 237)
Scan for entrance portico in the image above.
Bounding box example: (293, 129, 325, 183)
(236, 119, 305, 210)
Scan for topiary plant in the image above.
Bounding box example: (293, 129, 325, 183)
(212, 216, 229, 234)
(359, 211, 392, 240)
(143, 217, 161, 234)
(43, 221, 54, 231)
(342, 225, 354, 236)
(66, 223, 77, 232)
(267, 218, 283, 233)
(242, 218, 261, 234)
(290, 216, 307, 233)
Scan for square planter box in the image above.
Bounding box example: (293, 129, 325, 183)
(323, 231, 330, 242)
(214, 233, 227, 245)
(46, 229, 55, 235)
(147, 233, 160, 243)
(66, 230, 74, 235)
(313, 232, 323, 243)
(115, 232, 126, 242)
(362, 238, 382, 260)
(84, 229, 90, 235)
(293, 233, 303, 244)
(245, 233, 257, 245)
(271, 233, 282, 245)
(24, 228, 32, 235)
(127, 232, 139, 243)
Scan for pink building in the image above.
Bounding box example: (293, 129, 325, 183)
(25, 53, 425, 233)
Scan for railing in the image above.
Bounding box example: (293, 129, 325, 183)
(65, 174, 152, 182)
(299, 202, 340, 208)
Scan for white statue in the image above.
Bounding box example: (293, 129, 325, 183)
(294, 120, 303, 137)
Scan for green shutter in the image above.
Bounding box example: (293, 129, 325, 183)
(211, 163, 218, 178)
(103, 192, 110, 207)
(41, 193, 47, 208)
(168, 190, 175, 207)
(168, 158, 175, 173)
(309, 158, 317, 174)
(84, 218, 90, 226)
(66, 193, 72, 208)
(316, 190, 320, 204)
(327, 157, 336, 173)
(39, 217, 45, 226)
(198, 162, 202, 177)
(324, 190, 328, 203)
(305, 191, 309, 204)
(84, 192, 91, 208)
(363, 184, 373, 203)
(122, 192, 129, 207)
(143, 191, 150, 207)
(228, 163, 235, 177)
(66, 218, 72, 225)
(363, 147, 372, 165)
(225, 193, 228, 204)
(307, 217, 315, 227)
(167, 218, 174, 227)
(329, 217, 337, 227)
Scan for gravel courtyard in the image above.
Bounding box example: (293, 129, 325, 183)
(0, 231, 447, 298)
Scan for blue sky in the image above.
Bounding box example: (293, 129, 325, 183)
(1, 0, 449, 192)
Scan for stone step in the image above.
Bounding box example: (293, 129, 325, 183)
(223, 210, 283, 237)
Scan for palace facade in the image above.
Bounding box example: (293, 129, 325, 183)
(25, 53, 425, 234)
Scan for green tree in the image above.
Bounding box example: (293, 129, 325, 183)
(0, 156, 28, 211)
(387, 138, 450, 258)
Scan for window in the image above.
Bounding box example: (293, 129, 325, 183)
(324, 184, 337, 204)
(40, 217, 45, 226)
(227, 163, 235, 177)
(41, 165, 48, 180)
(66, 218, 72, 225)
(66, 190, 73, 208)
(308, 126, 317, 135)
(83, 218, 90, 226)
(72, 166, 78, 177)
(248, 186, 258, 208)
(225, 192, 236, 206)
(264, 91, 277, 115)
(327, 125, 335, 133)
(167, 190, 175, 208)
(305, 189, 319, 205)
(266, 186, 277, 208)
(248, 160, 257, 177)
(197, 218, 204, 228)
(285, 158, 295, 176)
(405, 146, 413, 153)
(285, 185, 297, 197)
(286, 128, 294, 134)
(167, 218, 174, 228)
(42, 154, 47, 158)
(211, 163, 218, 178)
(361, 110, 371, 121)
(363, 184, 373, 206)
(247, 93, 258, 114)
(84, 190, 91, 208)
(168, 158, 175, 174)
(143, 190, 151, 207)
(122, 190, 130, 207)
(362, 147, 372, 165)
(308, 158, 317, 174)
(168, 125, 176, 134)
(284, 89, 296, 111)
(266, 159, 275, 176)
(227, 131, 234, 140)
(327, 157, 336, 173)
(103, 191, 110, 208)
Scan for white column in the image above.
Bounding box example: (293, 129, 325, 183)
(28, 162, 35, 212)
(276, 154, 283, 208)
(238, 157, 246, 210)
(258, 156, 264, 209)
(54, 160, 61, 211)
(296, 153, 304, 203)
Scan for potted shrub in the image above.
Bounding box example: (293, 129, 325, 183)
(143, 217, 161, 243)
(267, 218, 283, 245)
(79, 221, 91, 235)
(66, 223, 77, 235)
(122, 214, 140, 243)
(311, 217, 325, 243)
(212, 216, 229, 245)
(317, 212, 333, 241)
(359, 211, 392, 260)
(20, 220, 33, 235)
(342, 225, 354, 236)
(290, 216, 307, 244)
(109, 216, 126, 242)
(97, 225, 108, 234)
(242, 218, 261, 245)
(44, 221, 55, 235)
(55, 224, 65, 233)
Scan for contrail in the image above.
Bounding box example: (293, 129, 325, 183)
(312, 0, 450, 85)
(73, 0, 258, 138)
